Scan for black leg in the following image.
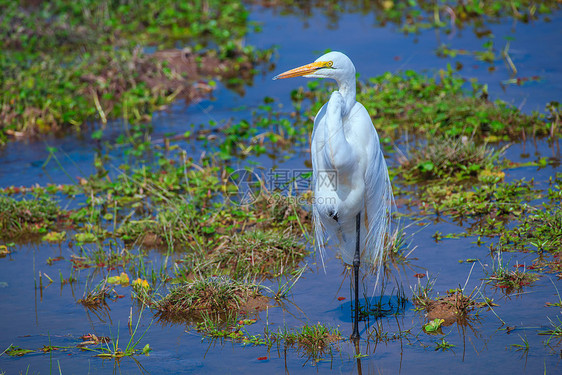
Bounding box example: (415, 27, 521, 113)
(351, 212, 361, 341)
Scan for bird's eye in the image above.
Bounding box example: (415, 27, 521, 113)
(326, 61, 333, 68)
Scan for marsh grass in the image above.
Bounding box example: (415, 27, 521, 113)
(0, 195, 61, 238)
(411, 274, 436, 310)
(486, 268, 539, 292)
(411, 270, 481, 327)
(398, 136, 507, 182)
(194, 314, 266, 345)
(253, 1, 561, 35)
(73, 240, 146, 270)
(485, 253, 539, 292)
(153, 276, 268, 322)
(498, 208, 562, 255)
(539, 316, 562, 346)
(78, 281, 114, 310)
(411, 177, 545, 248)
(367, 320, 414, 344)
(83, 307, 153, 359)
(509, 334, 530, 352)
(36, 154, 312, 278)
(383, 223, 418, 273)
(210, 229, 306, 278)
(4, 345, 35, 357)
(361, 287, 409, 320)
(268, 323, 342, 362)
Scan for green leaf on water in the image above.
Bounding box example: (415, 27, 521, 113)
(75, 233, 96, 243)
(91, 130, 103, 140)
(424, 318, 445, 332)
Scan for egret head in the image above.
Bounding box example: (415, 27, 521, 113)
(273, 51, 355, 84)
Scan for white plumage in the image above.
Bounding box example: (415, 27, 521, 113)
(274, 51, 394, 339)
(275, 51, 394, 282)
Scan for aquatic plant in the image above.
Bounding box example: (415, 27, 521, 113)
(83, 307, 153, 358)
(0, 195, 61, 238)
(498, 207, 562, 255)
(398, 136, 507, 182)
(509, 335, 530, 352)
(194, 315, 266, 346)
(539, 316, 562, 347)
(4, 345, 34, 357)
(267, 323, 342, 362)
(78, 281, 115, 310)
(484, 253, 539, 292)
(153, 276, 267, 321)
(208, 229, 306, 278)
(435, 338, 455, 351)
(367, 321, 414, 343)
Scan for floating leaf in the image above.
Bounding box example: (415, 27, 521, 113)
(75, 233, 96, 243)
(42, 231, 66, 243)
(0, 245, 11, 256)
(107, 275, 121, 284)
(424, 318, 445, 332)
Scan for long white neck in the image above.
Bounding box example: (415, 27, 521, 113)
(335, 75, 356, 117)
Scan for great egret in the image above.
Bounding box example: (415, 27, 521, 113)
(274, 51, 394, 340)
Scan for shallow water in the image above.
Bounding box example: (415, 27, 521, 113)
(1, 4, 562, 375)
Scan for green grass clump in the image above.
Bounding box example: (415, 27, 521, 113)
(210, 229, 307, 278)
(78, 282, 114, 311)
(410, 176, 539, 228)
(498, 208, 562, 254)
(269, 323, 342, 362)
(485, 253, 539, 292)
(153, 276, 267, 321)
(0, 195, 61, 237)
(399, 136, 506, 182)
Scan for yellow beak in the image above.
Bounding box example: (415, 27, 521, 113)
(273, 61, 331, 80)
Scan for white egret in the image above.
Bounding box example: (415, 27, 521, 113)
(274, 51, 394, 340)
